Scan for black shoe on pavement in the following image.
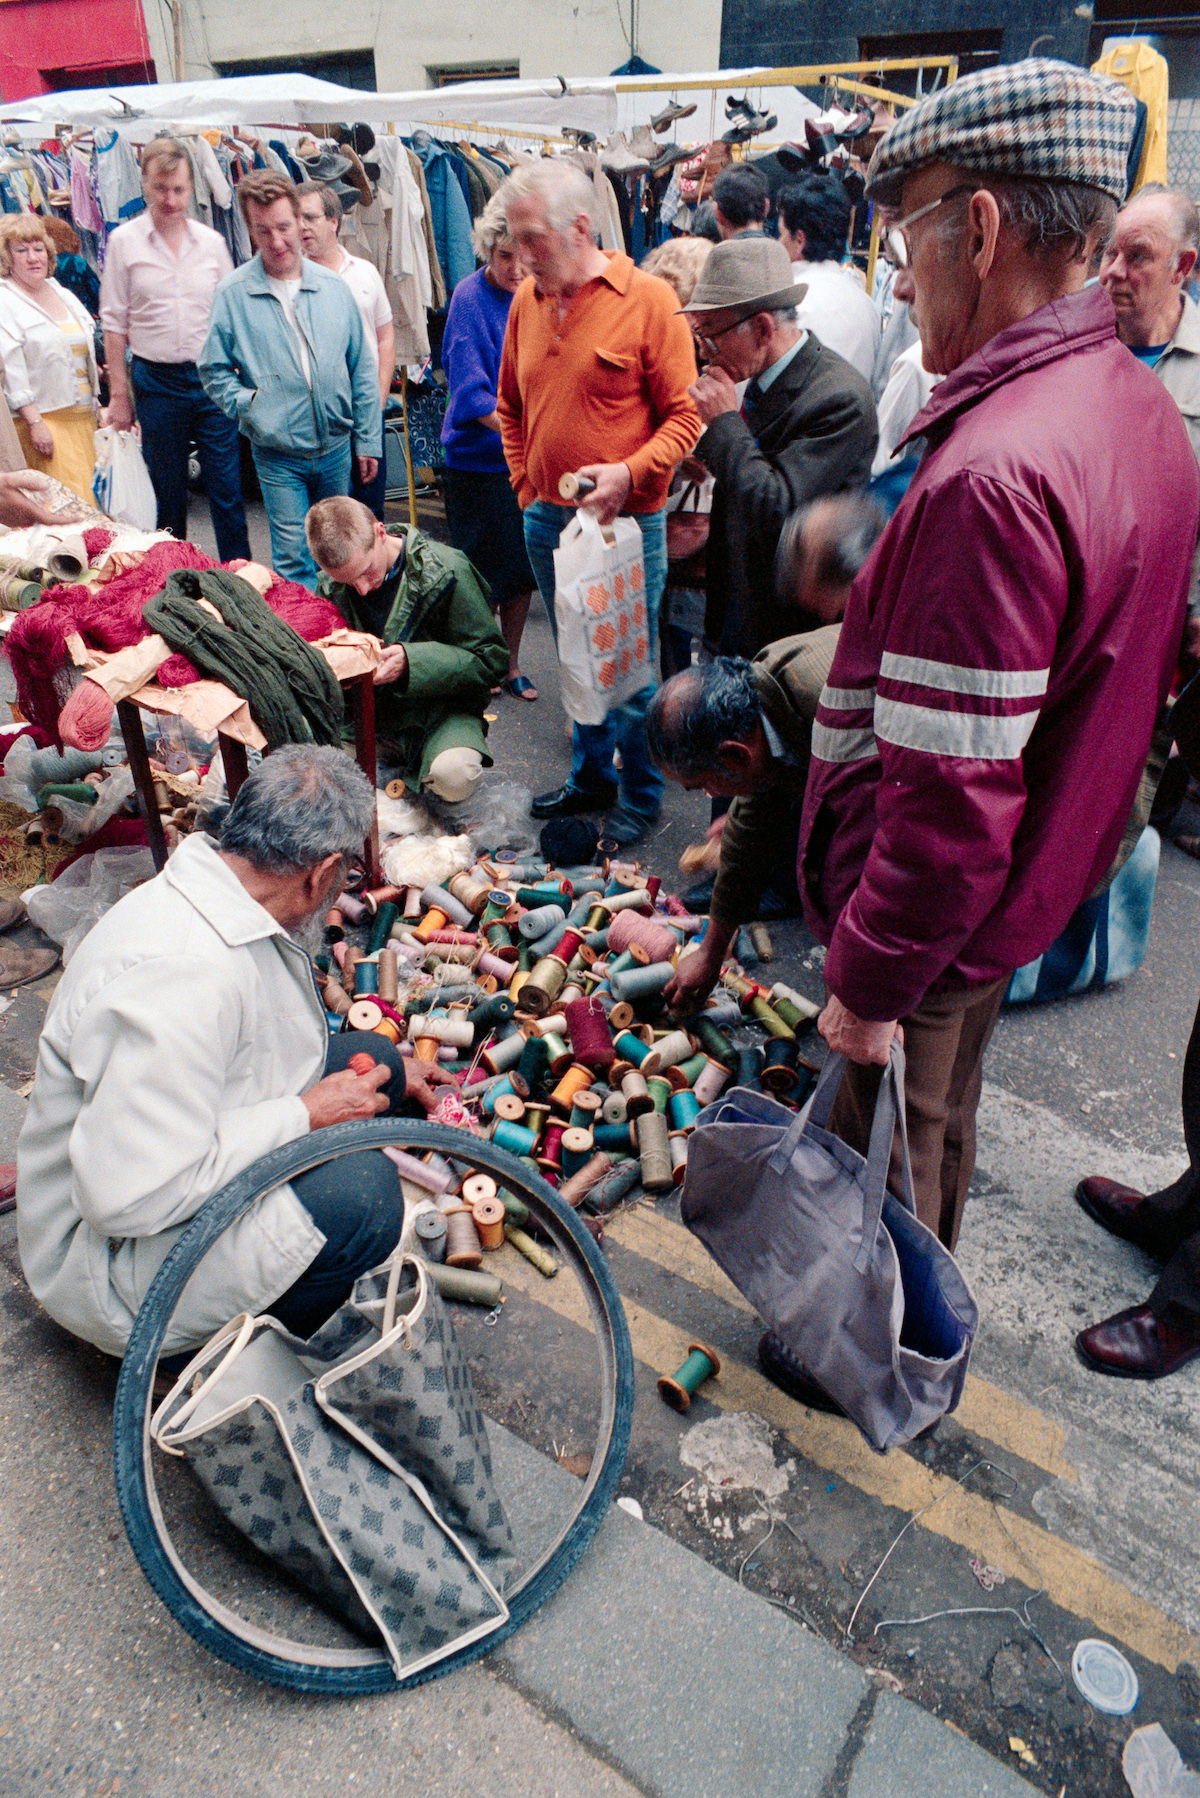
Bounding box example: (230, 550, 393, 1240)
(1074, 1175, 1183, 1259)
(531, 780, 618, 820)
(757, 1332, 847, 1417)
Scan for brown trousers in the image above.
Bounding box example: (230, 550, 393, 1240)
(828, 977, 1008, 1251)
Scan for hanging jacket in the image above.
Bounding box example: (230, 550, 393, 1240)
(408, 133, 475, 296)
(800, 286, 1200, 1023)
(199, 254, 381, 458)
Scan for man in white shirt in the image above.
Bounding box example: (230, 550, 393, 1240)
(100, 137, 249, 559)
(297, 180, 394, 520)
(777, 172, 881, 384)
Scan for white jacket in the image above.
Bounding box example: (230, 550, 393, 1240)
(0, 277, 98, 414)
(17, 835, 326, 1357)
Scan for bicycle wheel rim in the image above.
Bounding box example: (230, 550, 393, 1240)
(114, 1118, 634, 1694)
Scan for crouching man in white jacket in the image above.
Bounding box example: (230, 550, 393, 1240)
(16, 744, 453, 1358)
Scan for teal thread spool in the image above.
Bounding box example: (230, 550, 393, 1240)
(668, 1089, 701, 1131)
(483, 1074, 520, 1117)
(542, 1031, 572, 1074)
(500, 1189, 529, 1228)
(492, 1119, 538, 1157)
(658, 1342, 721, 1412)
(646, 1075, 672, 1114)
(354, 959, 380, 995)
(560, 1125, 594, 1177)
(612, 1029, 650, 1067)
(677, 1050, 709, 1087)
(469, 994, 516, 1039)
(736, 1046, 764, 1088)
(516, 882, 570, 909)
(593, 1121, 634, 1154)
(609, 961, 674, 1002)
(582, 1157, 642, 1214)
(569, 1090, 603, 1130)
(694, 1015, 736, 1067)
(519, 903, 566, 940)
(516, 1034, 552, 1096)
(367, 902, 399, 954)
(606, 948, 637, 977)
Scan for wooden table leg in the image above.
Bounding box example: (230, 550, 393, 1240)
(116, 700, 169, 872)
(218, 733, 250, 802)
(351, 672, 381, 884)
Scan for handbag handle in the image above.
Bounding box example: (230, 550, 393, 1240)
(151, 1310, 258, 1452)
(379, 1249, 426, 1338)
(574, 508, 617, 550)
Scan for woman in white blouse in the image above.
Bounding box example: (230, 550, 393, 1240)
(0, 215, 98, 503)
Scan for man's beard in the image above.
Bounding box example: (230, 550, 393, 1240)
(290, 904, 329, 963)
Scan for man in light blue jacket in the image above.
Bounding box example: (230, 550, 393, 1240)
(199, 170, 381, 586)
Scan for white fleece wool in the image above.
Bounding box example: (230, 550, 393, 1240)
(381, 832, 474, 890)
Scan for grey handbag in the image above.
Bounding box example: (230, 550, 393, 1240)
(680, 1043, 978, 1452)
(151, 1253, 517, 1677)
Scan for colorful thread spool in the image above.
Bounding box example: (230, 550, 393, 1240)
(676, 1050, 709, 1087)
(558, 1151, 613, 1209)
(541, 1032, 573, 1074)
(691, 1055, 731, 1106)
(641, 1028, 693, 1075)
(668, 1089, 701, 1131)
(550, 1061, 594, 1115)
(342, 945, 365, 994)
(560, 1125, 594, 1177)
(423, 1263, 503, 1307)
(421, 884, 474, 928)
(447, 871, 491, 915)
(601, 1090, 629, 1125)
(748, 921, 773, 963)
(761, 1038, 799, 1096)
(413, 906, 450, 944)
(519, 902, 566, 941)
(481, 1032, 526, 1076)
(323, 981, 352, 1018)
(735, 1046, 764, 1089)
(694, 1016, 736, 1067)
(593, 1122, 634, 1155)
(550, 927, 586, 966)
(523, 1102, 551, 1143)
(336, 891, 367, 924)
(347, 998, 385, 1031)
(492, 1119, 538, 1158)
(646, 1075, 672, 1114)
(607, 1001, 636, 1033)
(377, 948, 400, 1006)
(748, 995, 795, 1042)
(620, 1067, 654, 1118)
(381, 1146, 455, 1194)
(564, 995, 616, 1070)
(492, 1091, 528, 1123)
(634, 1106, 674, 1193)
(469, 994, 516, 1039)
(569, 1089, 604, 1129)
(668, 1130, 689, 1184)
(414, 1210, 449, 1262)
(444, 1205, 483, 1268)
(520, 955, 569, 1016)
(657, 1342, 721, 1412)
(603, 886, 652, 913)
(505, 1225, 558, 1278)
(538, 1122, 566, 1171)
(516, 1033, 552, 1096)
(612, 1029, 650, 1068)
(367, 902, 400, 955)
(604, 907, 681, 967)
(582, 1158, 642, 1214)
(467, 1188, 506, 1251)
(609, 961, 675, 1003)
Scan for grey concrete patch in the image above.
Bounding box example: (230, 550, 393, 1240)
(497, 1503, 866, 1798)
(847, 1692, 1039, 1797)
(0, 1072, 25, 1160)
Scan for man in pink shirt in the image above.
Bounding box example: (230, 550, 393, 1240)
(100, 137, 249, 559)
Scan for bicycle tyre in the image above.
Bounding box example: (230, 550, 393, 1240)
(113, 1118, 634, 1694)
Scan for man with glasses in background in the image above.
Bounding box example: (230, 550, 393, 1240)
(681, 236, 876, 660)
(785, 62, 1200, 1412)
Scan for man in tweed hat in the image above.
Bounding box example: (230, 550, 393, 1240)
(778, 60, 1200, 1410)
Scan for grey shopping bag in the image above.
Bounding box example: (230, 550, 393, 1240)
(680, 1043, 978, 1452)
(152, 1253, 515, 1676)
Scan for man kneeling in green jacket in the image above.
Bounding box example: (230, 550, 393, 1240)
(307, 496, 508, 802)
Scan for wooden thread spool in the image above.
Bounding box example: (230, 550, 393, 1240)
(612, 1029, 650, 1067)
(481, 1033, 526, 1076)
(342, 946, 364, 995)
(324, 907, 345, 943)
(605, 907, 681, 967)
(413, 906, 450, 943)
(469, 994, 516, 1039)
(414, 1210, 448, 1262)
(323, 981, 352, 1018)
(462, 1173, 498, 1208)
(469, 1194, 506, 1251)
(492, 1091, 527, 1123)
(569, 1089, 604, 1129)
(492, 1118, 538, 1158)
(646, 1075, 673, 1114)
(608, 1000, 636, 1032)
(735, 1046, 764, 1089)
(347, 998, 385, 1031)
(541, 1032, 573, 1075)
(423, 1262, 503, 1306)
(538, 1122, 566, 1171)
(620, 1066, 654, 1118)
(747, 921, 773, 963)
(694, 1016, 736, 1067)
(443, 1205, 484, 1268)
(550, 1061, 594, 1115)
(367, 902, 400, 955)
(609, 961, 675, 1002)
(447, 871, 491, 915)
(582, 1157, 642, 1215)
(420, 883, 473, 928)
(593, 1122, 634, 1154)
(377, 948, 400, 1006)
(668, 1089, 702, 1131)
(532, 1010, 568, 1037)
(602, 1089, 629, 1125)
(337, 891, 367, 924)
(641, 1028, 693, 1076)
(676, 1050, 709, 1087)
(354, 960, 380, 997)
(519, 903, 567, 941)
(425, 927, 480, 948)
(657, 1342, 721, 1413)
(520, 956, 568, 1016)
(373, 1017, 403, 1046)
(516, 1033, 552, 1096)
(558, 1151, 613, 1209)
(413, 1033, 440, 1062)
(563, 995, 615, 1071)
(760, 1038, 799, 1096)
(549, 928, 586, 967)
(523, 1102, 550, 1142)
(505, 1225, 558, 1278)
(381, 1146, 455, 1193)
(669, 1130, 689, 1185)
(560, 1125, 594, 1176)
(558, 470, 596, 501)
(634, 1107, 674, 1193)
(478, 951, 518, 980)
(603, 887, 653, 914)
(401, 886, 424, 919)
(749, 994, 796, 1042)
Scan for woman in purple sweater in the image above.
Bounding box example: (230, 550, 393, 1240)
(440, 194, 537, 700)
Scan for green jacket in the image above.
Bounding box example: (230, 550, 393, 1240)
(711, 626, 840, 926)
(318, 526, 508, 788)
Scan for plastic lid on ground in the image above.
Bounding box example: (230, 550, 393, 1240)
(1071, 1638, 1139, 1714)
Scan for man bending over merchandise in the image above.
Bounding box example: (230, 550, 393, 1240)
(307, 496, 508, 805)
(16, 747, 454, 1358)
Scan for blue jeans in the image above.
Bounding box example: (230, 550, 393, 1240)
(131, 357, 250, 562)
(251, 438, 353, 586)
(524, 500, 666, 820)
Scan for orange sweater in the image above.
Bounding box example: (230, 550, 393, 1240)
(497, 252, 701, 514)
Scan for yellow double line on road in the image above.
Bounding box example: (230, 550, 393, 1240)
(499, 1207, 1195, 1672)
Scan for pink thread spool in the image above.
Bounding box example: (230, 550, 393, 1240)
(337, 891, 367, 923)
(564, 995, 615, 1071)
(605, 908, 681, 966)
(692, 1055, 731, 1106)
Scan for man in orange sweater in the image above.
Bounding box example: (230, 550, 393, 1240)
(498, 161, 701, 842)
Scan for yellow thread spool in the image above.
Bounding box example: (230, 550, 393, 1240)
(550, 1061, 594, 1115)
(372, 1017, 403, 1046)
(413, 1034, 439, 1062)
(505, 1225, 558, 1278)
(413, 906, 450, 944)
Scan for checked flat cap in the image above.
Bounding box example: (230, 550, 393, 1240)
(866, 57, 1139, 206)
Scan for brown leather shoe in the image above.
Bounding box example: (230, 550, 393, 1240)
(0, 940, 59, 988)
(0, 898, 25, 933)
(1075, 1175, 1180, 1258)
(1076, 1303, 1200, 1379)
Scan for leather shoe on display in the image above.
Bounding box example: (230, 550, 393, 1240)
(1075, 1304, 1200, 1380)
(651, 100, 697, 133)
(1074, 1175, 1183, 1258)
(0, 897, 24, 932)
(531, 781, 617, 820)
(757, 1332, 847, 1417)
(0, 941, 59, 987)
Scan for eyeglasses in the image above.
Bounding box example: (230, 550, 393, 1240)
(885, 184, 975, 268)
(692, 315, 752, 350)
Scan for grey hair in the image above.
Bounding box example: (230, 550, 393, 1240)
(1129, 181, 1200, 254)
(646, 659, 761, 776)
(498, 160, 601, 238)
(944, 174, 1116, 261)
(296, 179, 343, 224)
(219, 745, 374, 873)
(471, 190, 512, 262)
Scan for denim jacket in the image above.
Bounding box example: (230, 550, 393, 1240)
(199, 255, 381, 458)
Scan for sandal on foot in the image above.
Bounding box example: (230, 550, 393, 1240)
(504, 674, 538, 701)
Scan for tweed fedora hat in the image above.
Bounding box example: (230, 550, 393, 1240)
(678, 237, 807, 320)
(866, 57, 1138, 207)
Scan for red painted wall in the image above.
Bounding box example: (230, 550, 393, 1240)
(0, 0, 155, 103)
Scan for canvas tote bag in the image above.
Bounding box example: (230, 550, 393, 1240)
(553, 509, 652, 725)
(681, 1043, 978, 1451)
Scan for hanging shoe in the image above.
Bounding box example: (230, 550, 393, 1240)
(651, 100, 697, 133)
(601, 133, 651, 175)
(725, 93, 753, 120)
(649, 142, 694, 175)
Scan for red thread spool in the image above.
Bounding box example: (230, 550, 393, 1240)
(348, 1052, 377, 1076)
(645, 876, 661, 901)
(605, 909, 680, 966)
(564, 995, 615, 1070)
(539, 1122, 566, 1168)
(550, 928, 585, 967)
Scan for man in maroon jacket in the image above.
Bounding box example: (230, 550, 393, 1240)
(783, 62, 1200, 1406)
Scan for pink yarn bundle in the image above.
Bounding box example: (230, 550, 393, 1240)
(605, 908, 681, 965)
(58, 678, 116, 751)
